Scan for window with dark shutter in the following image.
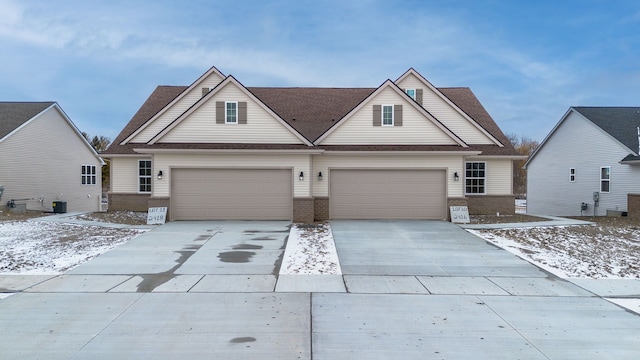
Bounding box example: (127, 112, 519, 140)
(238, 102, 247, 124)
(216, 101, 225, 124)
(394, 104, 403, 126)
(373, 105, 382, 126)
(416, 89, 423, 105)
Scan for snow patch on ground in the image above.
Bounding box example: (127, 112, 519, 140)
(280, 223, 341, 275)
(0, 220, 147, 275)
(470, 225, 640, 279)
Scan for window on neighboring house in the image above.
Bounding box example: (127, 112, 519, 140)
(406, 89, 416, 100)
(226, 101, 237, 124)
(465, 162, 486, 194)
(139, 160, 152, 193)
(570, 168, 576, 182)
(81, 165, 96, 185)
(600, 166, 610, 193)
(382, 105, 394, 126)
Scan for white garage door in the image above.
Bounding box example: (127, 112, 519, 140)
(171, 168, 292, 220)
(330, 169, 446, 219)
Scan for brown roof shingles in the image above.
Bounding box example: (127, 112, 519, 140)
(104, 82, 517, 156)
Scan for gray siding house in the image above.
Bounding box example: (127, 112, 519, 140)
(0, 102, 104, 213)
(525, 107, 640, 216)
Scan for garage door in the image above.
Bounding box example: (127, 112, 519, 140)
(171, 168, 292, 220)
(330, 169, 446, 219)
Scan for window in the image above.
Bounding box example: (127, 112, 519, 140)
(225, 101, 237, 124)
(570, 168, 575, 182)
(465, 162, 486, 194)
(382, 105, 394, 126)
(81, 165, 96, 185)
(139, 160, 152, 193)
(406, 89, 416, 100)
(600, 166, 610, 193)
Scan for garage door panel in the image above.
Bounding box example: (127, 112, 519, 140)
(330, 169, 446, 220)
(172, 169, 292, 220)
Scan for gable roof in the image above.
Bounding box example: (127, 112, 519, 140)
(526, 106, 640, 167)
(104, 69, 518, 156)
(573, 107, 640, 153)
(148, 76, 313, 146)
(248, 87, 376, 142)
(0, 102, 54, 139)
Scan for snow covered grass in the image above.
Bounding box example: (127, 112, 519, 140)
(280, 222, 341, 275)
(0, 217, 147, 274)
(471, 220, 640, 279)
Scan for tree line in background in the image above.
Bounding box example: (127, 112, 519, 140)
(506, 133, 539, 198)
(81, 132, 111, 190)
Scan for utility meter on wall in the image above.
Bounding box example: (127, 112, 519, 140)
(593, 191, 599, 206)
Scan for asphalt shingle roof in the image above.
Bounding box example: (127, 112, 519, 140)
(573, 107, 640, 154)
(0, 102, 54, 140)
(104, 82, 517, 156)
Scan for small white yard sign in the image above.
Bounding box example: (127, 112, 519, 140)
(450, 206, 470, 224)
(147, 207, 167, 225)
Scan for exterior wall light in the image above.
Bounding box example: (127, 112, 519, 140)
(157, 170, 163, 180)
(299, 171, 304, 181)
(453, 172, 459, 181)
(318, 172, 323, 181)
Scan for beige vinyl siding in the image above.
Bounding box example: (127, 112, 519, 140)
(311, 154, 463, 198)
(0, 107, 102, 212)
(158, 82, 303, 144)
(396, 74, 494, 144)
(110, 157, 150, 193)
(320, 87, 458, 145)
(131, 72, 225, 143)
(152, 153, 311, 197)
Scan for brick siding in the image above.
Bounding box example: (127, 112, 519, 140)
(108, 193, 150, 212)
(314, 197, 329, 221)
(293, 197, 314, 223)
(466, 195, 515, 215)
(627, 194, 640, 219)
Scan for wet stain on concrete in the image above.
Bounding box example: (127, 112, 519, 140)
(244, 229, 289, 234)
(272, 234, 288, 276)
(230, 337, 256, 344)
(136, 232, 212, 292)
(218, 251, 255, 263)
(232, 244, 263, 250)
(251, 236, 276, 241)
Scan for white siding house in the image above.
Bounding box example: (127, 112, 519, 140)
(0, 102, 105, 213)
(526, 107, 640, 216)
(103, 66, 520, 222)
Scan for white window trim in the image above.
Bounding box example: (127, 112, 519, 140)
(138, 160, 152, 194)
(465, 161, 487, 195)
(81, 165, 96, 186)
(569, 168, 575, 183)
(600, 166, 611, 193)
(225, 101, 238, 124)
(406, 89, 416, 100)
(382, 104, 394, 126)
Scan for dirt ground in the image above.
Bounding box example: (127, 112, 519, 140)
(0, 210, 148, 225)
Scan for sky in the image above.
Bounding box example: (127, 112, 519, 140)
(1, 0, 639, 143)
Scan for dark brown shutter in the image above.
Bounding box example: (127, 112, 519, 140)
(238, 102, 247, 124)
(216, 101, 225, 124)
(202, 87, 209, 97)
(373, 105, 381, 126)
(394, 104, 403, 126)
(416, 89, 423, 105)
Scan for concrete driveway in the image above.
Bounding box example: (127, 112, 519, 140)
(0, 220, 639, 359)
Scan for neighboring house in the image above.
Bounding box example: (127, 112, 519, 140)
(102, 66, 520, 222)
(0, 102, 105, 213)
(525, 107, 640, 216)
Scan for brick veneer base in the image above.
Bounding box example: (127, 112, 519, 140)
(466, 195, 515, 215)
(293, 197, 314, 223)
(108, 193, 150, 212)
(148, 197, 170, 219)
(627, 194, 640, 219)
(314, 197, 329, 221)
